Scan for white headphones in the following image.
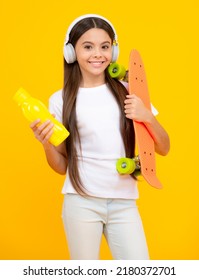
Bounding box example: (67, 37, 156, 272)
(63, 14, 119, 64)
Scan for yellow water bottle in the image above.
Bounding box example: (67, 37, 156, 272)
(13, 87, 70, 146)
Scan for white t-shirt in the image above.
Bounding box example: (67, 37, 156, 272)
(49, 83, 157, 199)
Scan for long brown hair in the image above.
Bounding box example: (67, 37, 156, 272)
(62, 17, 135, 195)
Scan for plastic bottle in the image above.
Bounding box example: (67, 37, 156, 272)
(13, 87, 70, 146)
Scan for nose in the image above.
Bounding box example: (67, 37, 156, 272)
(93, 47, 102, 58)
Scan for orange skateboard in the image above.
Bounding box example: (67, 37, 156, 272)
(109, 50, 162, 189)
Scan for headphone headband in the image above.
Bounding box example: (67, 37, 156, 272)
(64, 14, 118, 44)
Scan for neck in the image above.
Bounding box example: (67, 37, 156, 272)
(80, 73, 106, 88)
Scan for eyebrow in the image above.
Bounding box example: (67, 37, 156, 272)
(82, 41, 111, 45)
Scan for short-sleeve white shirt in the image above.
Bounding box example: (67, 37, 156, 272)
(49, 83, 157, 199)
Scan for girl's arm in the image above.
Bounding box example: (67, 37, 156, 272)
(30, 119, 67, 174)
(124, 94, 170, 156)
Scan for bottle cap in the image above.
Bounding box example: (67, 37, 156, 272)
(13, 88, 31, 105)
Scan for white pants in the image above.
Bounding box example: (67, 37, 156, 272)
(62, 194, 149, 260)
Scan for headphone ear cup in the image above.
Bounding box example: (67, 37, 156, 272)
(111, 45, 119, 62)
(63, 43, 76, 64)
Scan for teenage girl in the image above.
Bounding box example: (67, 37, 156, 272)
(30, 14, 170, 260)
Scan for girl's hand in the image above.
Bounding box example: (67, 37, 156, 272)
(124, 95, 170, 156)
(30, 119, 54, 147)
(30, 114, 68, 174)
(124, 94, 152, 123)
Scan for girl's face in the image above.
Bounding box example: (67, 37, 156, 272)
(75, 28, 112, 86)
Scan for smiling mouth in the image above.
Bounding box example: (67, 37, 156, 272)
(89, 61, 105, 64)
(88, 61, 106, 68)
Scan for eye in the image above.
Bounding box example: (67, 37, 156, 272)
(84, 45, 92, 50)
(102, 45, 110, 49)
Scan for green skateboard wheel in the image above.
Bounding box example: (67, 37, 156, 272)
(108, 63, 126, 79)
(116, 157, 136, 174)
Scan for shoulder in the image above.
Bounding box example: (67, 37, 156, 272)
(49, 89, 63, 104)
(48, 89, 63, 122)
(119, 80, 129, 90)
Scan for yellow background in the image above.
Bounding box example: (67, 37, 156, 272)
(1, 0, 198, 259)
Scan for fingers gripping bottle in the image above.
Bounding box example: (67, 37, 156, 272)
(13, 88, 70, 146)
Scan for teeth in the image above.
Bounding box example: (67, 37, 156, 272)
(90, 62, 103, 64)
(89, 62, 104, 67)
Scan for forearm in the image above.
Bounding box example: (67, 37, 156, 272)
(30, 119, 68, 174)
(43, 143, 67, 175)
(144, 113, 170, 156)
